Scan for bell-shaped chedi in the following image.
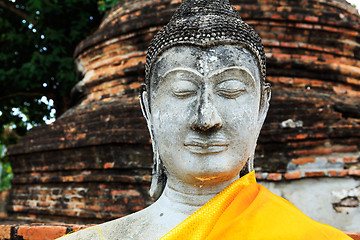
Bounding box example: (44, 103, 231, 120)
(7, 0, 360, 228)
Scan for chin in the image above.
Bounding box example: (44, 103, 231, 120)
(164, 150, 247, 184)
(185, 166, 243, 185)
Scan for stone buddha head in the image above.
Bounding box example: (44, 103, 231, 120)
(140, 0, 271, 199)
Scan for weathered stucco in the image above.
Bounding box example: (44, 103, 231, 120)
(262, 177, 360, 232)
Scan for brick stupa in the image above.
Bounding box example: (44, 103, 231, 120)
(7, 0, 360, 230)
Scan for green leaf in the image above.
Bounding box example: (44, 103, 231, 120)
(0, 0, 103, 148)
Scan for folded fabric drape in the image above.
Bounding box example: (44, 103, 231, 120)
(160, 171, 351, 240)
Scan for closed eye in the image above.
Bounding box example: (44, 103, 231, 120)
(173, 90, 197, 98)
(172, 80, 198, 98)
(216, 80, 246, 99)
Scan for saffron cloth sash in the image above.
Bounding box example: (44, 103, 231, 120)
(160, 171, 351, 240)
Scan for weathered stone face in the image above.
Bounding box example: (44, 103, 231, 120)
(145, 45, 266, 186)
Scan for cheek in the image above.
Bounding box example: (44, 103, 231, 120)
(151, 92, 195, 127)
(222, 98, 258, 129)
(150, 97, 191, 147)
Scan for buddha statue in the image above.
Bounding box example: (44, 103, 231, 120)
(60, 0, 351, 239)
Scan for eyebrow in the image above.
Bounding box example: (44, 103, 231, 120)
(162, 66, 256, 83)
(162, 67, 203, 81)
(208, 66, 257, 84)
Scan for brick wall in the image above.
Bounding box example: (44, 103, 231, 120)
(0, 224, 358, 240)
(0, 190, 9, 219)
(6, 0, 360, 224)
(9, 144, 153, 223)
(0, 224, 88, 240)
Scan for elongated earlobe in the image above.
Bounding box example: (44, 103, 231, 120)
(258, 83, 271, 129)
(139, 84, 150, 123)
(149, 152, 167, 199)
(240, 83, 271, 178)
(139, 85, 167, 199)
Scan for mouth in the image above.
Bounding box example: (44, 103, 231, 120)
(184, 139, 229, 154)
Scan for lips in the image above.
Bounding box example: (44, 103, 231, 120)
(184, 138, 229, 154)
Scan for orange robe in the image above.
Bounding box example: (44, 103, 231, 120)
(160, 171, 351, 240)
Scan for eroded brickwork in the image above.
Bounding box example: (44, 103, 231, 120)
(7, 0, 360, 223)
(0, 224, 359, 240)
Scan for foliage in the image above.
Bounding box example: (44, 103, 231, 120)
(0, 0, 102, 148)
(0, 160, 13, 191)
(0, 144, 12, 191)
(97, 0, 121, 13)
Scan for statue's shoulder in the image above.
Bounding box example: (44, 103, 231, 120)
(58, 207, 160, 240)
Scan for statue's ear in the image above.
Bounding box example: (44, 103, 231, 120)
(258, 83, 271, 128)
(139, 84, 151, 124)
(139, 84, 167, 199)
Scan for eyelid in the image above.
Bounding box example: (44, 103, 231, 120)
(216, 79, 246, 98)
(171, 80, 198, 98)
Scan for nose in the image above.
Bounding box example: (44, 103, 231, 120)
(191, 92, 223, 131)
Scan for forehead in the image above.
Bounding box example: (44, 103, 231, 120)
(151, 45, 260, 82)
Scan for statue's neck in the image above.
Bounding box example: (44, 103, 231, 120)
(158, 175, 239, 216)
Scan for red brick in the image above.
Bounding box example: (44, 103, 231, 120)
(338, 170, 350, 177)
(18, 225, 67, 240)
(287, 134, 307, 140)
(130, 82, 141, 89)
(85, 205, 102, 212)
(332, 145, 358, 153)
(291, 158, 315, 165)
(270, 14, 283, 20)
(288, 14, 302, 21)
(110, 213, 126, 218)
(306, 44, 323, 51)
(131, 206, 144, 211)
(75, 203, 85, 209)
(130, 198, 145, 204)
(296, 23, 313, 29)
(142, 175, 152, 182)
(255, 172, 264, 180)
(267, 173, 282, 181)
(111, 189, 140, 197)
(343, 157, 358, 164)
(300, 55, 318, 62)
(104, 162, 115, 169)
(333, 85, 348, 95)
(284, 172, 303, 180)
(279, 77, 294, 84)
(346, 232, 360, 240)
(70, 225, 90, 233)
(304, 16, 319, 22)
(12, 205, 24, 212)
(322, 26, 338, 32)
(349, 169, 360, 176)
(280, 42, 298, 48)
(37, 202, 51, 207)
(327, 170, 350, 177)
(293, 148, 332, 156)
(327, 170, 339, 177)
(0, 225, 13, 239)
(329, 157, 343, 163)
(104, 205, 126, 212)
(305, 171, 326, 177)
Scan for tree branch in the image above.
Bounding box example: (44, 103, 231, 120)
(0, 91, 48, 102)
(0, 0, 37, 24)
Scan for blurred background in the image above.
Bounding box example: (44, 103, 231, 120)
(0, 0, 359, 233)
